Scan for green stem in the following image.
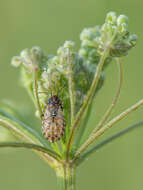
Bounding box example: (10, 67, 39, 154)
(74, 120, 143, 166)
(66, 47, 110, 156)
(66, 49, 75, 160)
(95, 58, 122, 132)
(66, 30, 118, 156)
(33, 68, 43, 119)
(0, 142, 61, 162)
(56, 164, 76, 190)
(68, 49, 75, 126)
(74, 99, 143, 160)
(0, 117, 60, 167)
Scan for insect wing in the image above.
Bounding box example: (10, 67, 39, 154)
(42, 105, 66, 143)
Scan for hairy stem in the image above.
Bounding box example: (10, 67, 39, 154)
(56, 164, 76, 190)
(66, 30, 118, 154)
(75, 120, 143, 166)
(66, 50, 75, 160)
(95, 58, 122, 132)
(68, 50, 75, 126)
(0, 142, 61, 162)
(0, 117, 61, 167)
(74, 99, 143, 160)
(66, 47, 110, 156)
(33, 68, 43, 119)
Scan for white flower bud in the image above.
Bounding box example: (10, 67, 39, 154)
(63, 41, 75, 49)
(20, 48, 30, 61)
(117, 15, 128, 26)
(31, 46, 42, 59)
(80, 28, 91, 41)
(118, 23, 127, 33)
(129, 34, 138, 46)
(11, 56, 22, 67)
(106, 12, 117, 24)
(31, 46, 41, 53)
(57, 46, 65, 56)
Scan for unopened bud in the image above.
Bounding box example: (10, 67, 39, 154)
(106, 12, 117, 24)
(117, 15, 128, 26)
(11, 56, 22, 67)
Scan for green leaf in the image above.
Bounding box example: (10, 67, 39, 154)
(0, 112, 63, 166)
(75, 120, 143, 166)
(0, 142, 61, 161)
(0, 109, 47, 147)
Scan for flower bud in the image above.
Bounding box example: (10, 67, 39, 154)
(11, 56, 22, 67)
(80, 28, 91, 41)
(129, 34, 138, 46)
(106, 12, 117, 24)
(31, 46, 42, 61)
(63, 41, 75, 50)
(117, 15, 128, 26)
(20, 48, 30, 63)
(118, 23, 128, 33)
(57, 46, 65, 56)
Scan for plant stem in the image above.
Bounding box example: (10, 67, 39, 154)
(67, 49, 75, 126)
(0, 142, 61, 162)
(56, 163, 76, 190)
(66, 30, 118, 156)
(75, 120, 143, 166)
(0, 117, 61, 167)
(0, 110, 48, 146)
(33, 68, 43, 119)
(66, 47, 110, 156)
(74, 99, 143, 160)
(95, 58, 122, 132)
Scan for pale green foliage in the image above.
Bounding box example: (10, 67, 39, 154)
(1, 12, 141, 190)
(10, 12, 138, 149)
(11, 12, 137, 118)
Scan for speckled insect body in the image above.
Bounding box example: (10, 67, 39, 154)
(42, 95, 66, 143)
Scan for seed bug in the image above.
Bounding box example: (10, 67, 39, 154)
(41, 95, 66, 143)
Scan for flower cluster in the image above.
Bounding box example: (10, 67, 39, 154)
(0, 12, 141, 190)
(40, 41, 75, 93)
(11, 12, 137, 116)
(79, 12, 137, 63)
(11, 46, 45, 71)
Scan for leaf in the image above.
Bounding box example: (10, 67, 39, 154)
(0, 108, 48, 147)
(0, 101, 36, 127)
(75, 120, 143, 166)
(0, 142, 61, 161)
(0, 112, 62, 166)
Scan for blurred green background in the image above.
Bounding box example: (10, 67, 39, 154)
(0, 0, 143, 189)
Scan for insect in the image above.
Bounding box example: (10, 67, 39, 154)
(42, 95, 66, 143)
